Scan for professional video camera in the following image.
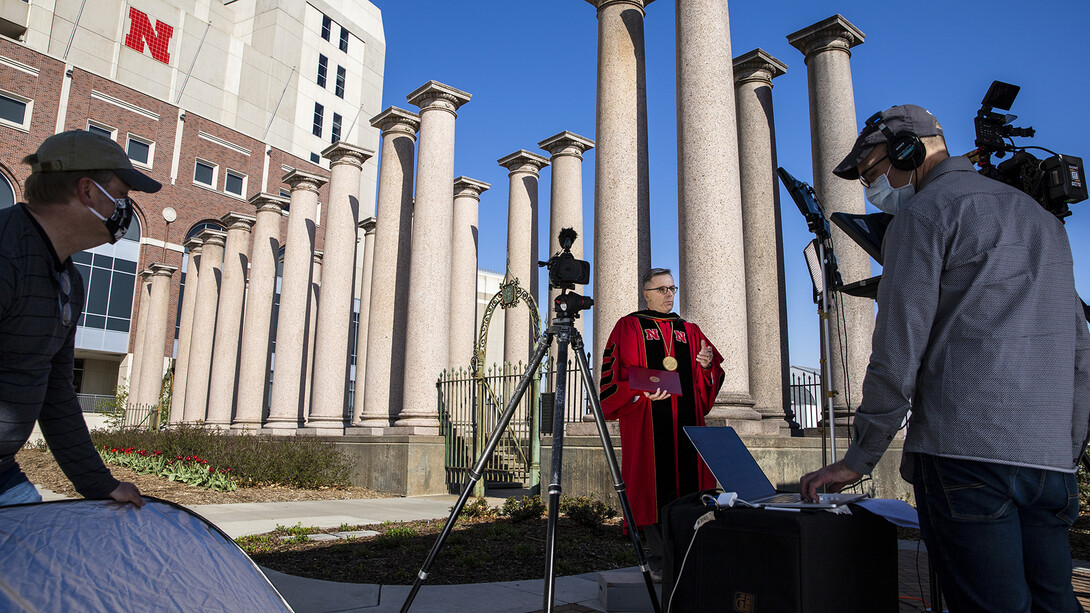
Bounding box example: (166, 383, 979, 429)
(968, 80, 1087, 220)
(538, 228, 593, 317)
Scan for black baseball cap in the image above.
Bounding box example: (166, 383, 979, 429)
(833, 105, 943, 180)
(29, 130, 162, 193)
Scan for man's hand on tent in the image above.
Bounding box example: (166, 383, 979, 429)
(109, 482, 145, 507)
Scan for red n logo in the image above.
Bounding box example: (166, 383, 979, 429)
(124, 7, 173, 64)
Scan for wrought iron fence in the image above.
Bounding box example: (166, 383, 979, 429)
(76, 394, 115, 413)
(789, 370, 823, 428)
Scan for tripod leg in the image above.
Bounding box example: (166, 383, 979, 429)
(571, 338, 662, 613)
(541, 328, 572, 612)
(400, 331, 554, 613)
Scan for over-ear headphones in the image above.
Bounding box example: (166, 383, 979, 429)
(865, 111, 925, 171)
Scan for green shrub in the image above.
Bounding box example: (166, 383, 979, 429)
(457, 497, 498, 519)
(91, 423, 352, 489)
(560, 495, 616, 530)
(501, 495, 545, 523)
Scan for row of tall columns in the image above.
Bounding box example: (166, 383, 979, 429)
(734, 49, 792, 434)
(233, 194, 288, 429)
(206, 212, 255, 426)
(309, 142, 372, 434)
(450, 177, 490, 369)
(788, 15, 872, 420)
(497, 150, 548, 366)
(395, 81, 471, 433)
(359, 107, 419, 432)
(587, 0, 653, 380)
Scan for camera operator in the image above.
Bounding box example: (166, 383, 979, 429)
(600, 267, 724, 580)
(800, 105, 1090, 612)
(0, 131, 155, 508)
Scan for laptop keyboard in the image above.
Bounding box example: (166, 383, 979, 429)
(762, 493, 802, 504)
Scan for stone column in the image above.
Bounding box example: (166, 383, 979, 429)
(352, 217, 377, 421)
(182, 229, 226, 422)
(497, 150, 549, 367)
(233, 194, 288, 429)
(734, 49, 792, 434)
(170, 238, 202, 424)
(360, 107, 419, 432)
(307, 142, 373, 434)
(127, 271, 151, 406)
(205, 212, 255, 427)
(539, 131, 594, 337)
(788, 15, 872, 420)
(396, 81, 471, 432)
(266, 170, 328, 432)
(586, 0, 653, 375)
(675, 0, 764, 431)
(450, 177, 489, 369)
(134, 264, 177, 411)
(303, 251, 322, 424)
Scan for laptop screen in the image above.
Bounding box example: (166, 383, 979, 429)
(684, 426, 779, 502)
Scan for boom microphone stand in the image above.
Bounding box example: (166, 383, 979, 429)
(400, 289, 661, 613)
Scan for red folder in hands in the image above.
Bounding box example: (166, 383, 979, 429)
(627, 367, 683, 396)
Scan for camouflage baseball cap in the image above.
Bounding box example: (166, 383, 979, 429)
(833, 105, 943, 180)
(29, 130, 162, 193)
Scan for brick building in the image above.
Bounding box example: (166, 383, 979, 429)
(0, 0, 385, 403)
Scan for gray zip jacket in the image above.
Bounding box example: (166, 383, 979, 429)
(842, 156, 1090, 478)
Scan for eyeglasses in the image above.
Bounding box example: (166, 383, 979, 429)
(858, 154, 890, 188)
(57, 269, 73, 327)
(644, 285, 678, 296)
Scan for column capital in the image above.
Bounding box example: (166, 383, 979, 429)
(321, 141, 375, 168)
(407, 80, 472, 117)
(453, 176, 491, 201)
(196, 228, 227, 247)
(787, 14, 865, 59)
(183, 236, 203, 253)
(282, 168, 329, 192)
(220, 211, 257, 231)
(358, 216, 376, 234)
(497, 150, 550, 176)
(733, 49, 787, 87)
(539, 130, 595, 159)
(148, 263, 178, 278)
(370, 106, 420, 137)
(248, 192, 290, 215)
(585, 0, 654, 13)
(139, 268, 152, 280)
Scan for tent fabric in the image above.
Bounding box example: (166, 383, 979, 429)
(0, 497, 294, 612)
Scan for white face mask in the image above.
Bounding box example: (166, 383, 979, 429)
(864, 167, 915, 215)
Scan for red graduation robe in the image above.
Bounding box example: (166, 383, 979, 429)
(600, 310, 724, 527)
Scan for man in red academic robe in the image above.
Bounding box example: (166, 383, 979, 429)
(600, 267, 724, 577)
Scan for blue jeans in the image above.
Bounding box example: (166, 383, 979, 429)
(913, 453, 1083, 613)
(0, 468, 43, 507)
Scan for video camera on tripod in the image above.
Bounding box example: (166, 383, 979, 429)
(969, 80, 1087, 221)
(539, 227, 594, 318)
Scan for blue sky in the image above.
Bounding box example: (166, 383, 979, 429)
(370, 0, 1090, 368)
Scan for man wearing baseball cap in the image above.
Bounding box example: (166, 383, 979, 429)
(801, 106, 1089, 612)
(0, 130, 163, 507)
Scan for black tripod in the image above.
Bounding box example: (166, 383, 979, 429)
(400, 290, 661, 613)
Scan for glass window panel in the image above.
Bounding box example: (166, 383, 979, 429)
(108, 272, 134, 318)
(106, 317, 129, 332)
(87, 124, 112, 139)
(225, 172, 244, 196)
(317, 55, 328, 87)
(0, 95, 26, 125)
(92, 253, 114, 269)
(194, 161, 215, 185)
(121, 212, 141, 242)
(127, 138, 150, 165)
(85, 267, 110, 315)
(72, 253, 91, 265)
(335, 66, 345, 99)
(312, 103, 324, 137)
(339, 27, 348, 52)
(84, 314, 106, 329)
(115, 258, 137, 274)
(321, 15, 331, 41)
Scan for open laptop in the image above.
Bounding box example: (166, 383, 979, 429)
(684, 426, 866, 510)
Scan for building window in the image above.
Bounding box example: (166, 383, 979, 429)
(0, 91, 31, 131)
(335, 66, 346, 99)
(224, 170, 246, 197)
(321, 15, 331, 41)
(0, 172, 15, 210)
(312, 103, 324, 137)
(126, 135, 153, 167)
(72, 249, 138, 333)
(338, 26, 349, 52)
(331, 113, 342, 143)
(317, 54, 328, 88)
(193, 159, 217, 187)
(86, 122, 115, 140)
(309, 152, 320, 164)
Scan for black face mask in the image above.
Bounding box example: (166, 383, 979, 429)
(90, 180, 135, 244)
